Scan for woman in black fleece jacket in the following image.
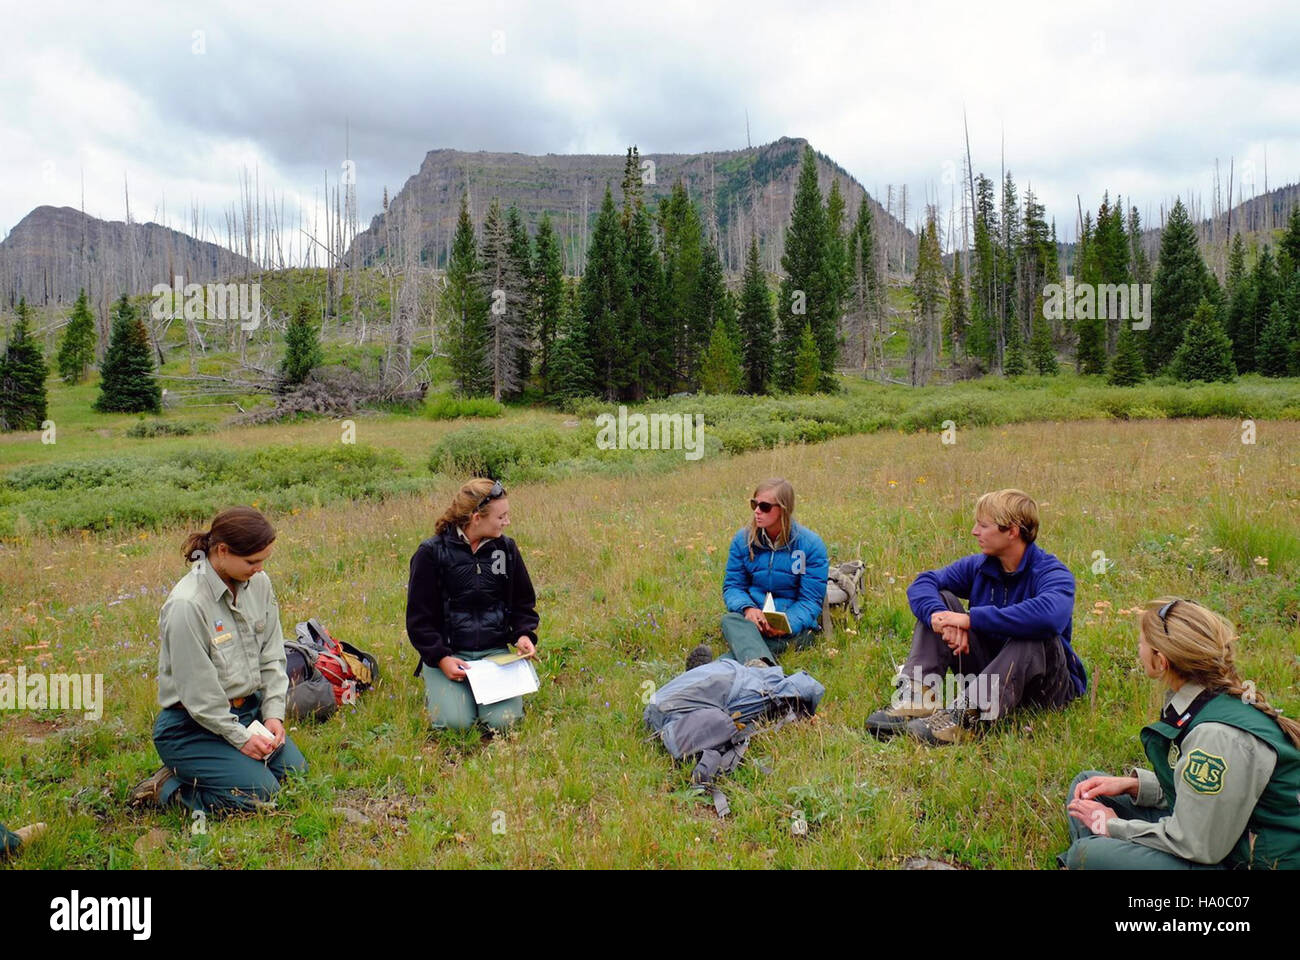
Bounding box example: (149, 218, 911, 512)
(405, 478, 540, 732)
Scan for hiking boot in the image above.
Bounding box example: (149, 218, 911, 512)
(685, 644, 714, 671)
(864, 679, 938, 739)
(14, 822, 46, 845)
(744, 658, 772, 668)
(129, 766, 174, 808)
(905, 701, 980, 746)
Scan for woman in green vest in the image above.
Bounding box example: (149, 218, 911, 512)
(1063, 598, 1300, 869)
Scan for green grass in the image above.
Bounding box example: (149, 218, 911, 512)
(2, 414, 1297, 869)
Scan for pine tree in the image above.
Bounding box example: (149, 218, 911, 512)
(1236, 246, 1278, 374)
(659, 180, 705, 381)
(1003, 321, 1027, 375)
(1094, 192, 1131, 355)
(530, 213, 564, 394)
(820, 178, 850, 387)
(623, 199, 665, 398)
(281, 299, 323, 385)
(698, 316, 743, 394)
(1226, 233, 1247, 297)
(1107, 326, 1145, 385)
(778, 147, 830, 390)
(1147, 199, 1210, 373)
(1029, 311, 1058, 375)
(1256, 300, 1292, 377)
(967, 173, 999, 368)
(506, 205, 534, 390)
(0, 298, 49, 431)
(1073, 204, 1107, 375)
(793, 322, 821, 394)
(93, 295, 160, 413)
(908, 213, 944, 385)
(1280, 205, 1300, 274)
(579, 186, 633, 400)
(480, 199, 528, 400)
(443, 195, 492, 397)
(848, 197, 885, 370)
(737, 237, 775, 394)
(56, 288, 96, 384)
(1170, 299, 1236, 383)
(546, 284, 594, 400)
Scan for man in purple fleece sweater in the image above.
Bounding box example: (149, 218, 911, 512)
(866, 489, 1087, 746)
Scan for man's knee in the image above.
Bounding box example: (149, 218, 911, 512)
(482, 702, 524, 733)
(272, 739, 308, 779)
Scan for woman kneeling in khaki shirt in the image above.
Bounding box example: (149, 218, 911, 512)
(130, 506, 307, 814)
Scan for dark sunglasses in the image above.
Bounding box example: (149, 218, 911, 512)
(750, 499, 778, 514)
(1157, 598, 1180, 635)
(476, 480, 506, 511)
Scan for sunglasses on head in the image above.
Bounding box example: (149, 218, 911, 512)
(1156, 598, 1180, 635)
(750, 498, 778, 514)
(476, 480, 506, 512)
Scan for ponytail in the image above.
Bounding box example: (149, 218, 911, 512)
(1141, 598, 1300, 749)
(180, 506, 275, 564)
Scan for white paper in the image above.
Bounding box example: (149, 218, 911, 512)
(464, 658, 540, 705)
(762, 592, 776, 613)
(246, 719, 275, 741)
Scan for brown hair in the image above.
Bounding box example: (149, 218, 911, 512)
(181, 506, 276, 562)
(974, 488, 1039, 544)
(1140, 598, 1300, 749)
(746, 477, 795, 560)
(434, 478, 502, 536)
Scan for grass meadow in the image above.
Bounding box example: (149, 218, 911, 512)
(1, 374, 1299, 869)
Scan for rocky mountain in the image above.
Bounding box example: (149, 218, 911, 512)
(0, 205, 255, 312)
(347, 136, 916, 275)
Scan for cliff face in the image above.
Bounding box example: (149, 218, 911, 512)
(0, 205, 255, 308)
(348, 137, 915, 274)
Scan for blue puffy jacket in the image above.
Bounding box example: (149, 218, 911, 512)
(906, 541, 1087, 696)
(723, 522, 829, 635)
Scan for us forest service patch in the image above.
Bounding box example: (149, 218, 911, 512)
(1182, 749, 1227, 794)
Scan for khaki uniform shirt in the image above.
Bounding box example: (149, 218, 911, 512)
(1109, 681, 1278, 863)
(156, 559, 289, 748)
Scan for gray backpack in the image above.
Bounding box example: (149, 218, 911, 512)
(285, 638, 337, 721)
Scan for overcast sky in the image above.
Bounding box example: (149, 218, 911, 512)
(5, 0, 1298, 251)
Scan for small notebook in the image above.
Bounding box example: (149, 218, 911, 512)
(246, 719, 276, 742)
(761, 592, 791, 635)
(464, 657, 540, 705)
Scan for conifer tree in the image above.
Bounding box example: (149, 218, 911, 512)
(0, 298, 49, 431)
(778, 147, 830, 390)
(94, 294, 161, 413)
(1256, 300, 1292, 377)
(57, 288, 96, 384)
(1107, 325, 1145, 385)
(281, 299, 323, 385)
(1171, 299, 1236, 382)
(530, 213, 565, 394)
(737, 236, 775, 393)
(793, 322, 821, 394)
(698, 316, 743, 394)
(1147, 199, 1209, 373)
(443, 195, 492, 397)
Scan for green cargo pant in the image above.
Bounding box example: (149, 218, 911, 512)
(719, 611, 819, 665)
(421, 647, 525, 732)
(1, 821, 21, 858)
(1060, 769, 1225, 869)
(152, 693, 308, 815)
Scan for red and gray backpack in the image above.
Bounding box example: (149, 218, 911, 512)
(285, 618, 380, 720)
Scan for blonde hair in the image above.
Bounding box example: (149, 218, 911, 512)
(1140, 598, 1300, 749)
(434, 478, 502, 536)
(974, 488, 1039, 544)
(746, 478, 794, 560)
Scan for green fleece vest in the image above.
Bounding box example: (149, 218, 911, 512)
(1141, 691, 1300, 869)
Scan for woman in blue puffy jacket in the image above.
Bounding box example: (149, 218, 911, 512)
(688, 477, 829, 669)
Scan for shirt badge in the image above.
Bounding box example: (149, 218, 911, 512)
(215, 619, 224, 632)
